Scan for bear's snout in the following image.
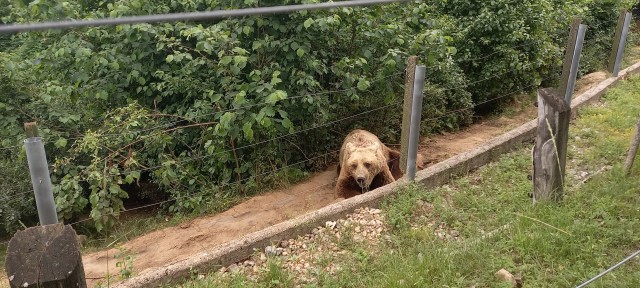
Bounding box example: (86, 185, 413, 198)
(355, 176, 366, 186)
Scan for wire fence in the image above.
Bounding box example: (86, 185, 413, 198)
(1, 2, 634, 285)
(1, 51, 558, 218)
(54, 69, 555, 233)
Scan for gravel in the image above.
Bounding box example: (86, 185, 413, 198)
(205, 206, 462, 286)
(210, 207, 388, 285)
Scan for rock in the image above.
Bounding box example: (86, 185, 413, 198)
(276, 247, 284, 256)
(495, 268, 517, 287)
(228, 264, 240, 273)
(325, 221, 337, 229)
(265, 245, 277, 257)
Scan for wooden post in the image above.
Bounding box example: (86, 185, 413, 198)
(533, 18, 586, 202)
(24, 122, 39, 138)
(624, 118, 640, 175)
(533, 88, 571, 202)
(400, 56, 418, 174)
(6, 224, 87, 288)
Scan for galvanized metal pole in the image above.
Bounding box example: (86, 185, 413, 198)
(564, 24, 587, 103)
(406, 65, 426, 181)
(400, 56, 419, 175)
(24, 123, 58, 225)
(611, 12, 632, 77)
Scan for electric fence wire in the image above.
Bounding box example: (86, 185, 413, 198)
(66, 148, 344, 227)
(71, 103, 396, 181)
(64, 73, 555, 229)
(70, 42, 542, 141)
(73, 71, 406, 140)
(54, 71, 559, 187)
(0, 42, 544, 151)
(67, 152, 404, 254)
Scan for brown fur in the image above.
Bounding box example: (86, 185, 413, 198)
(335, 129, 423, 199)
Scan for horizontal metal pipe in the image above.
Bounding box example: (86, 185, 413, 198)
(0, 0, 408, 33)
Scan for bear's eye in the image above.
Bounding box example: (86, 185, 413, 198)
(351, 163, 357, 169)
(364, 162, 371, 168)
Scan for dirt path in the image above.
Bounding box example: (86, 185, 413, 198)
(29, 72, 609, 287)
(82, 169, 340, 285)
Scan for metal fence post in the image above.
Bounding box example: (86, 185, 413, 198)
(564, 23, 587, 103)
(23, 122, 58, 225)
(400, 56, 418, 175)
(406, 65, 426, 181)
(608, 10, 632, 77)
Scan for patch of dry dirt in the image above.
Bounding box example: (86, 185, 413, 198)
(2, 72, 610, 288)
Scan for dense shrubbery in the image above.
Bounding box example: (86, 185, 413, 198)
(0, 0, 636, 234)
(0, 154, 37, 236)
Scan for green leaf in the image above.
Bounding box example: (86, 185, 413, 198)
(166, 55, 174, 63)
(296, 48, 305, 57)
(220, 56, 233, 65)
(242, 26, 251, 35)
(243, 122, 254, 140)
(282, 118, 293, 131)
(357, 79, 370, 91)
(89, 193, 98, 206)
(54, 138, 67, 148)
(220, 112, 235, 128)
(233, 56, 248, 65)
(234, 91, 246, 106)
(304, 18, 314, 29)
(266, 90, 288, 104)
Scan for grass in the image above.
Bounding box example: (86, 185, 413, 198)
(3, 56, 640, 288)
(176, 73, 640, 287)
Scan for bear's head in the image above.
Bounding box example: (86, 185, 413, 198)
(343, 141, 385, 190)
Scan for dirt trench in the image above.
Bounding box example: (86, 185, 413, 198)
(59, 72, 610, 287)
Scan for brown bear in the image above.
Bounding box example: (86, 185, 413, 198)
(335, 129, 414, 199)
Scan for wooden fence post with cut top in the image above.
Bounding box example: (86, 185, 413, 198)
(532, 18, 586, 202)
(5, 224, 87, 288)
(533, 88, 571, 202)
(623, 118, 640, 175)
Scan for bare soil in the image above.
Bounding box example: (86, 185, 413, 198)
(1, 72, 609, 288)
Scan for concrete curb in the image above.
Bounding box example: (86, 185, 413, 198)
(114, 61, 640, 288)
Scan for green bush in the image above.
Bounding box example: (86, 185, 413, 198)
(0, 0, 471, 232)
(0, 0, 636, 233)
(0, 154, 37, 237)
(432, 0, 566, 107)
(579, 0, 637, 75)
